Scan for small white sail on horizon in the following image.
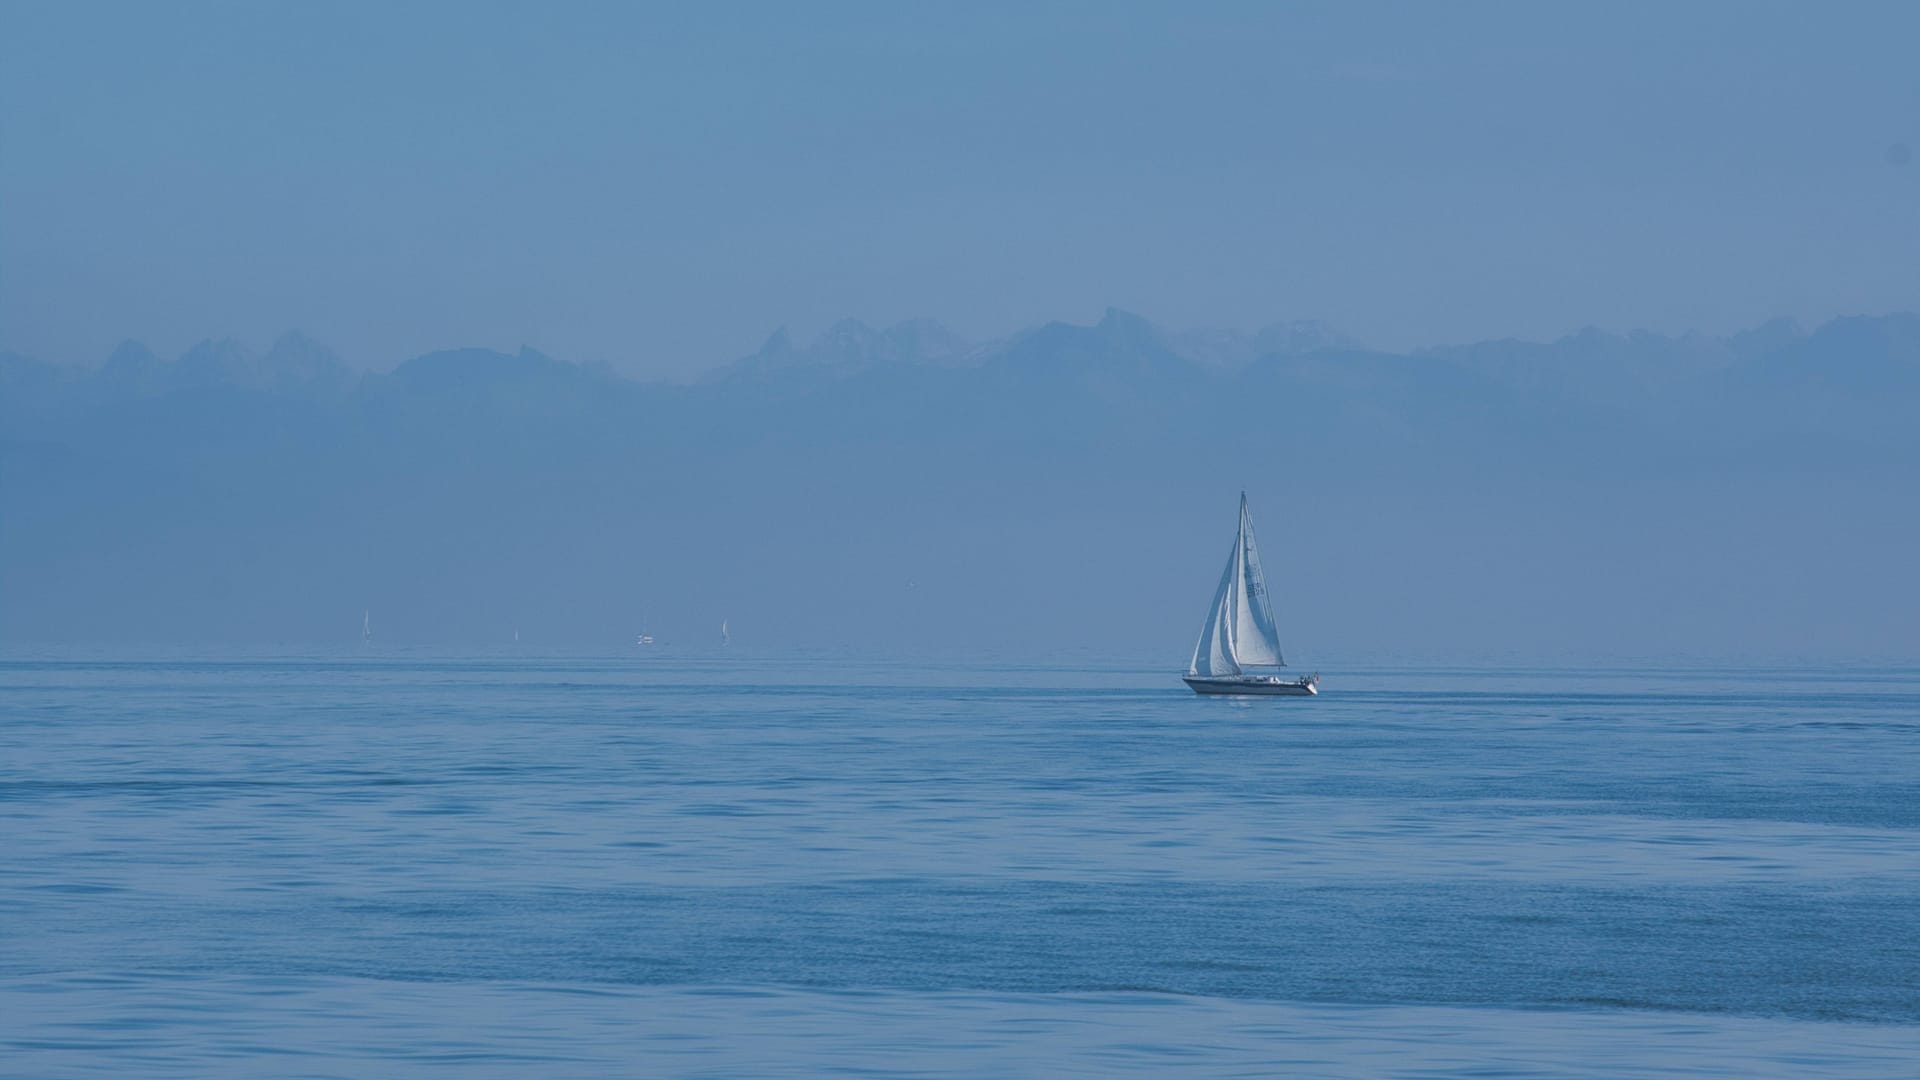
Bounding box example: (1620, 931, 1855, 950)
(1184, 494, 1317, 696)
(721, 618, 729, 646)
(362, 610, 372, 643)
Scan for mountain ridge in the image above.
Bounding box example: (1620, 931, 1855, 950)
(3, 307, 1915, 656)
(10, 309, 1916, 398)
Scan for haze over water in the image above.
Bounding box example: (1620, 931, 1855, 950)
(5, 2, 1920, 1074)
(4, 652, 1918, 1076)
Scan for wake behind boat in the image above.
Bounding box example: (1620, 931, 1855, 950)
(1183, 494, 1318, 696)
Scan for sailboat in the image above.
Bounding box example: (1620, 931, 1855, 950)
(720, 619, 729, 646)
(1183, 493, 1318, 696)
(362, 610, 372, 644)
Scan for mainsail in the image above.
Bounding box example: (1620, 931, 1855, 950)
(1188, 494, 1286, 676)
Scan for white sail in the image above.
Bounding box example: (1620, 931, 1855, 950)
(1189, 547, 1242, 676)
(721, 619, 729, 646)
(1187, 494, 1285, 675)
(1230, 496, 1286, 668)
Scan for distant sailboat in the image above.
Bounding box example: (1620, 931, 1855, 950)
(362, 610, 372, 644)
(1183, 494, 1318, 696)
(720, 619, 729, 646)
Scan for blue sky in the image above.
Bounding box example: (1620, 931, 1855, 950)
(3, 1, 1916, 375)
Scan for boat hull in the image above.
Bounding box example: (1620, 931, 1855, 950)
(1183, 675, 1318, 696)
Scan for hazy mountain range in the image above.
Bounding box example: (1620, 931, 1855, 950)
(3, 310, 1916, 660)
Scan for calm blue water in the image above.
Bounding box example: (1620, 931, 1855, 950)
(3, 653, 1918, 1077)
